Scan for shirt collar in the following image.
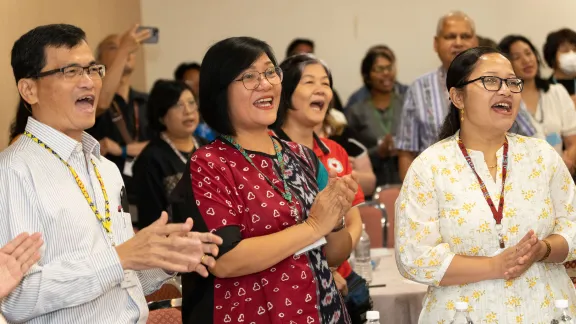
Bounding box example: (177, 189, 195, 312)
(25, 117, 101, 161)
(272, 128, 330, 156)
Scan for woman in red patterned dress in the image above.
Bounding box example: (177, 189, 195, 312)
(271, 53, 371, 323)
(171, 37, 358, 324)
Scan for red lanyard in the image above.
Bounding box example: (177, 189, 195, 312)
(457, 136, 509, 248)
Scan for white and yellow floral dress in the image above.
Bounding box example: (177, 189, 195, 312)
(395, 132, 576, 323)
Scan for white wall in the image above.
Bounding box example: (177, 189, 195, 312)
(141, 0, 576, 103)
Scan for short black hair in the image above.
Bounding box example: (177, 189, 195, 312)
(11, 24, 87, 84)
(148, 80, 192, 133)
(498, 34, 550, 92)
(361, 51, 394, 90)
(438, 46, 505, 141)
(543, 28, 576, 69)
(286, 38, 315, 57)
(199, 36, 278, 135)
(174, 62, 201, 81)
(272, 53, 333, 129)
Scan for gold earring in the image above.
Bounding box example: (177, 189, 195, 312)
(460, 109, 465, 122)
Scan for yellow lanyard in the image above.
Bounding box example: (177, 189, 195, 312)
(24, 131, 115, 245)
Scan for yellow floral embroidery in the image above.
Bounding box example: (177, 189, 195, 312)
(505, 296, 522, 307)
(457, 217, 466, 226)
(504, 208, 517, 218)
(431, 165, 438, 175)
(451, 236, 462, 245)
(504, 183, 513, 193)
(508, 224, 519, 234)
(462, 202, 476, 213)
(469, 246, 481, 256)
(526, 277, 537, 288)
(529, 169, 541, 179)
(513, 153, 524, 162)
(449, 209, 460, 218)
(445, 300, 454, 311)
(516, 315, 523, 323)
(445, 192, 455, 202)
(504, 280, 514, 288)
(477, 221, 492, 233)
(485, 312, 498, 323)
(454, 164, 465, 173)
(522, 190, 535, 200)
(439, 155, 447, 162)
(538, 208, 550, 220)
(536, 155, 543, 165)
(441, 168, 451, 176)
(472, 290, 485, 300)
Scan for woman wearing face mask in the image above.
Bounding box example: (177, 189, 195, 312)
(543, 28, 576, 106)
(396, 46, 576, 322)
(271, 53, 370, 323)
(171, 37, 357, 324)
(499, 35, 576, 174)
(132, 80, 207, 228)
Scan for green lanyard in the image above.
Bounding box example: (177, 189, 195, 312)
(220, 135, 300, 222)
(371, 95, 395, 135)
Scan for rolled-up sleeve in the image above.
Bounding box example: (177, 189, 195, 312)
(394, 158, 454, 286)
(546, 145, 576, 262)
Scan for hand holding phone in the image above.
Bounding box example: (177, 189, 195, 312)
(136, 26, 159, 44)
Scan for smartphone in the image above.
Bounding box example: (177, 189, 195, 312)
(137, 26, 159, 44)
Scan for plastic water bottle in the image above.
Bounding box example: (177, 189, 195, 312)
(450, 302, 474, 324)
(354, 224, 372, 283)
(366, 310, 380, 324)
(552, 300, 574, 324)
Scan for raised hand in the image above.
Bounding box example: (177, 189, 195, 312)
(0, 232, 43, 298)
(115, 212, 222, 276)
(119, 24, 152, 54)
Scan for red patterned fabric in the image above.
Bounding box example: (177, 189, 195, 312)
(146, 283, 181, 303)
(190, 139, 350, 323)
(147, 308, 182, 324)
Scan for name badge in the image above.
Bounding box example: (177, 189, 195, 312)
(123, 159, 134, 177)
(295, 237, 327, 256)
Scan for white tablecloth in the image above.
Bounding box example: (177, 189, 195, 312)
(368, 248, 428, 324)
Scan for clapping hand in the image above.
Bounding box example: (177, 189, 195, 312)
(306, 170, 357, 236)
(115, 212, 223, 276)
(0, 232, 43, 298)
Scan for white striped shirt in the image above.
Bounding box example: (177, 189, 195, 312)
(0, 117, 171, 323)
(395, 67, 537, 153)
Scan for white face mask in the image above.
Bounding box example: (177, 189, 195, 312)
(558, 51, 576, 75)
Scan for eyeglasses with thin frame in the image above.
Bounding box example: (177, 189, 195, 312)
(172, 99, 198, 113)
(33, 64, 106, 80)
(458, 76, 524, 93)
(371, 64, 394, 74)
(235, 66, 283, 90)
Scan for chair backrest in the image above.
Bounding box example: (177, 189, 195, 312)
(358, 203, 386, 248)
(147, 307, 182, 324)
(146, 279, 182, 303)
(374, 185, 401, 248)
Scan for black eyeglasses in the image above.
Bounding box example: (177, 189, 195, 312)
(235, 66, 283, 90)
(458, 76, 524, 93)
(33, 64, 106, 80)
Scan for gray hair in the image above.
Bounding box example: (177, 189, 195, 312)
(436, 11, 476, 36)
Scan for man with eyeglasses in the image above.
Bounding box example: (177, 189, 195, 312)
(394, 11, 537, 181)
(87, 25, 152, 214)
(0, 24, 222, 324)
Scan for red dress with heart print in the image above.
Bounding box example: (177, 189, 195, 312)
(183, 138, 351, 324)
